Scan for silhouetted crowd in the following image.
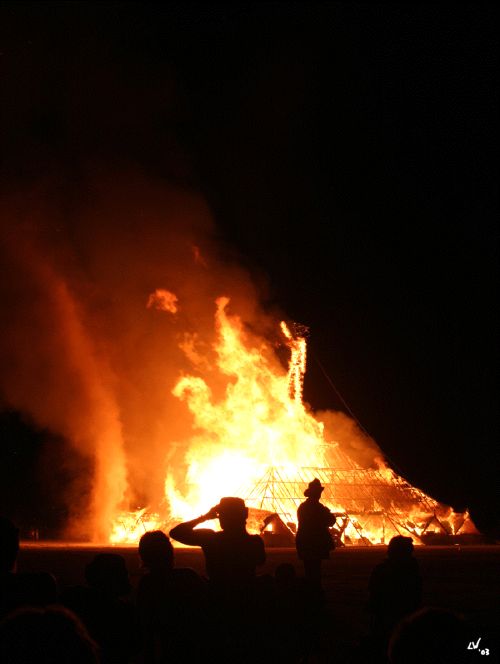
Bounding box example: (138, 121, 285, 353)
(0, 487, 478, 663)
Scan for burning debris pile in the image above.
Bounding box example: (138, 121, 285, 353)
(111, 294, 477, 546)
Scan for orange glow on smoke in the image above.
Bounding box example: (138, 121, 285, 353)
(3, 179, 475, 547)
(147, 288, 179, 313)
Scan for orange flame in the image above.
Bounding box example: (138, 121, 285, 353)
(165, 297, 325, 520)
(109, 295, 476, 546)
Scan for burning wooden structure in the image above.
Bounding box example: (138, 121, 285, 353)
(110, 296, 478, 546)
(244, 463, 477, 545)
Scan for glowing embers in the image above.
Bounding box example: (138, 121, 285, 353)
(280, 321, 307, 404)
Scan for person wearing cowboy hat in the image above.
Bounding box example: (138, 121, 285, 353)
(296, 478, 336, 591)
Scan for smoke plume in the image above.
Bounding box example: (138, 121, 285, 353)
(0, 169, 267, 539)
(0, 167, 383, 539)
(316, 409, 383, 468)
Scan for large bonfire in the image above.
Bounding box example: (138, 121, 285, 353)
(110, 293, 477, 546)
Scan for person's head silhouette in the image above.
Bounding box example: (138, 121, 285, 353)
(388, 535, 414, 560)
(139, 531, 174, 572)
(303, 478, 324, 501)
(389, 607, 467, 663)
(216, 497, 248, 533)
(85, 553, 131, 597)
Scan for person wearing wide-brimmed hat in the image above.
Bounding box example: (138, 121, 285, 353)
(295, 479, 336, 590)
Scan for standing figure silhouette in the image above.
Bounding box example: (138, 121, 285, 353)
(170, 498, 267, 662)
(368, 535, 422, 639)
(296, 478, 336, 591)
(136, 531, 205, 663)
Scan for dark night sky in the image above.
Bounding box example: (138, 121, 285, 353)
(0, 3, 498, 534)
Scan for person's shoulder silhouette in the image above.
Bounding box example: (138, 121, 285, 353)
(170, 497, 265, 587)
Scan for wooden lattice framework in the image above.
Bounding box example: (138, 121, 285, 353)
(239, 447, 465, 544)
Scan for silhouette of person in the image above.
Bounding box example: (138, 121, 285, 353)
(170, 498, 267, 661)
(0, 517, 57, 619)
(389, 607, 471, 664)
(368, 535, 422, 640)
(136, 530, 205, 663)
(0, 605, 99, 664)
(0, 517, 19, 577)
(139, 530, 174, 574)
(0, 517, 19, 620)
(272, 563, 317, 661)
(62, 553, 137, 664)
(296, 479, 336, 590)
(169, 497, 265, 590)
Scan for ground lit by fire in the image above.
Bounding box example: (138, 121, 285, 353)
(108, 293, 476, 547)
